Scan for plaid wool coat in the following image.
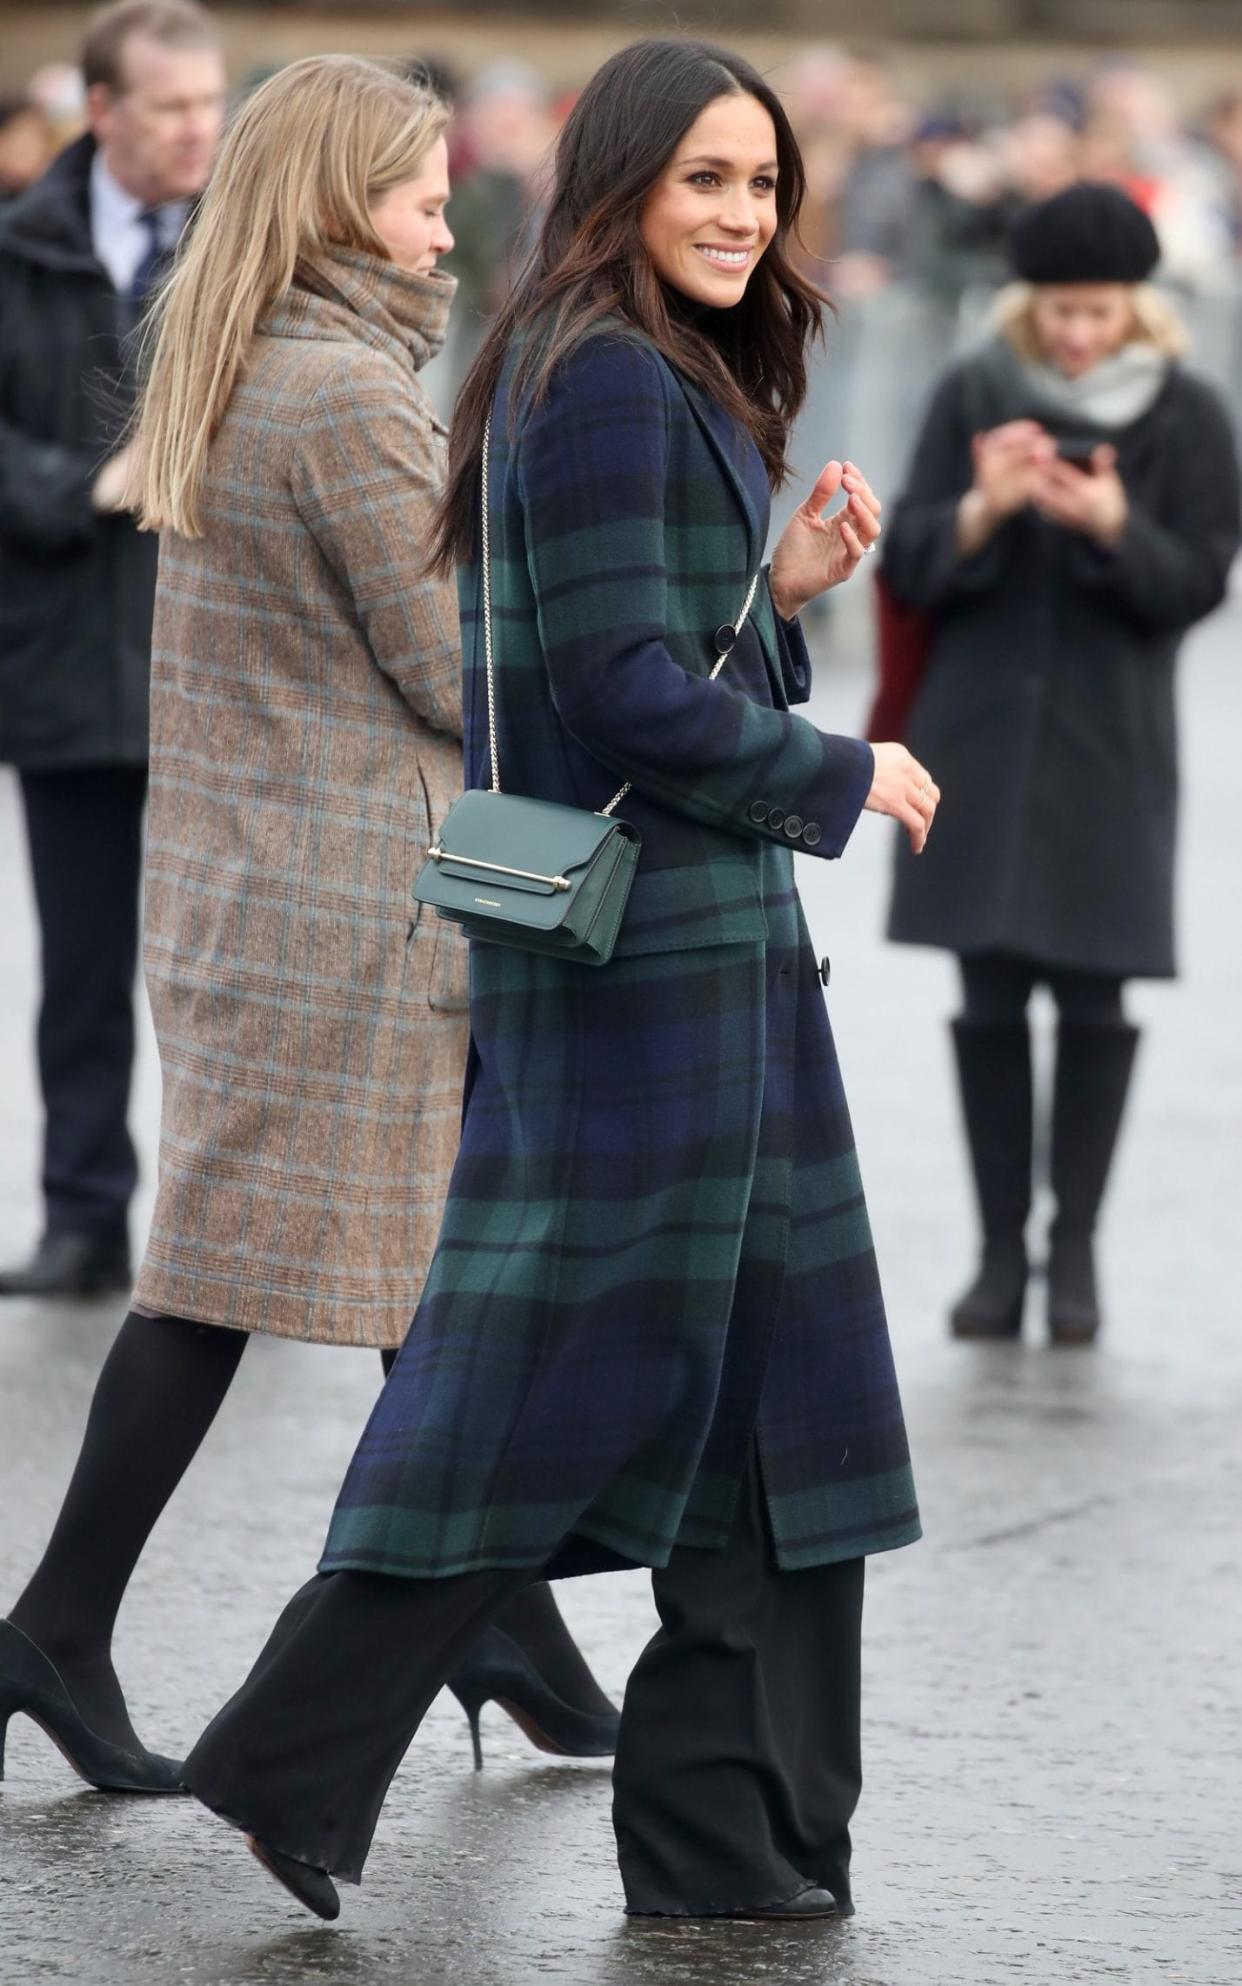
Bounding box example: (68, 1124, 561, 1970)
(132, 252, 469, 1346)
(321, 327, 921, 1576)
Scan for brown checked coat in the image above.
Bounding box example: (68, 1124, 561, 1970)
(132, 250, 468, 1346)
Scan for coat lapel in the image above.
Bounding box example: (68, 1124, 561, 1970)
(668, 367, 765, 579)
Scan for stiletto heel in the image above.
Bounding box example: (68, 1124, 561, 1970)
(0, 1619, 185, 1793)
(459, 1699, 485, 1771)
(446, 1625, 620, 1767)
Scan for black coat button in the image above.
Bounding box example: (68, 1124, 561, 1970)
(803, 822, 822, 847)
(715, 623, 737, 654)
(784, 814, 803, 839)
(748, 800, 769, 825)
(767, 806, 785, 831)
(819, 956, 831, 987)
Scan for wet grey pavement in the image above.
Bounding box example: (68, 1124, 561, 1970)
(1, 593, 1240, 1986)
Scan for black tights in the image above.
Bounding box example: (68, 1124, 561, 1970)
(10, 1314, 607, 1753)
(960, 951, 1125, 1028)
(10, 1312, 249, 1750)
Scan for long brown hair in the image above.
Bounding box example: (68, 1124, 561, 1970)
(136, 56, 448, 538)
(432, 37, 826, 573)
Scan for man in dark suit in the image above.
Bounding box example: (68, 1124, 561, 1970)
(0, 1, 225, 1295)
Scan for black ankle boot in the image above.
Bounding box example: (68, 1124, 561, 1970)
(949, 1019, 1033, 1340)
(1048, 1022, 1140, 1345)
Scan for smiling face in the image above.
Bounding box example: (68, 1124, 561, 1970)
(638, 91, 779, 309)
(368, 136, 454, 275)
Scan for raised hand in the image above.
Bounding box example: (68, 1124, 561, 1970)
(769, 460, 882, 620)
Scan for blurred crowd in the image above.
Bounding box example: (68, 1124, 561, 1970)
(8, 41, 1242, 300)
(782, 46, 1242, 302)
(9, 36, 1242, 485)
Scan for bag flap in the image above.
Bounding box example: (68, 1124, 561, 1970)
(416, 822, 634, 937)
(436, 788, 635, 881)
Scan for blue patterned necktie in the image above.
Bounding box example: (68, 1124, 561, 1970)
(128, 208, 166, 305)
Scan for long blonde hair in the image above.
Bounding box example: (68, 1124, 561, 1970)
(136, 55, 449, 538)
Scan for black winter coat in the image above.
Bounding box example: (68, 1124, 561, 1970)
(0, 135, 157, 770)
(883, 338, 1241, 979)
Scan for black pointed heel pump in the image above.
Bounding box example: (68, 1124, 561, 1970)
(446, 1624, 621, 1769)
(0, 1618, 185, 1794)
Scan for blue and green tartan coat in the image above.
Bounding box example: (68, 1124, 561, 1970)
(321, 327, 921, 1579)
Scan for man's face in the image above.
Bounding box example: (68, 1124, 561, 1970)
(89, 33, 226, 205)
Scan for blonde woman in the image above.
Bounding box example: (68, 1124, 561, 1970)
(0, 55, 617, 1794)
(883, 182, 1240, 1344)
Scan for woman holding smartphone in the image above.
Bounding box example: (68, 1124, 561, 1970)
(883, 182, 1240, 1345)
(174, 37, 937, 1926)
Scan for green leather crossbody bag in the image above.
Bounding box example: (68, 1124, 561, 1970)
(413, 413, 758, 966)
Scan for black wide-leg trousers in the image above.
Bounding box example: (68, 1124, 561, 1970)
(184, 1451, 864, 1914)
(18, 766, 147, 1240)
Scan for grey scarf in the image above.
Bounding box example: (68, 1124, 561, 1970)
(1001, 337, 1168, 430)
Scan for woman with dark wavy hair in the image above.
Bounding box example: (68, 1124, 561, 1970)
(181, 38, 938, 1927)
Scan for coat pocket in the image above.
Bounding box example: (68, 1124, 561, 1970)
(406, 901, 470, 1015)
(428, 914, 470, 1013)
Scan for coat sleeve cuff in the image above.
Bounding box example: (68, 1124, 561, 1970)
(775, 600, 813, 706)
(817, 733, 875, 857)
(744, 734, 873, 860)
(761, 566, 813, 706)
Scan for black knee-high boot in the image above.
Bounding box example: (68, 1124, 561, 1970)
(949, 1018, 1034, 1339)
(3, 1310, 247, 1785)
(1048, 1022, 1140, 1344)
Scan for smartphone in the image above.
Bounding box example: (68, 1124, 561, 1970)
(1056, 438, 1099, 473)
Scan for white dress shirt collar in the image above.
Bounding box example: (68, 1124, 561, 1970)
(89, 147, 187, 296)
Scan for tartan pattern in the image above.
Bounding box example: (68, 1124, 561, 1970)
(322, 331, 918, 1573)
(132, 253, 469, 1346)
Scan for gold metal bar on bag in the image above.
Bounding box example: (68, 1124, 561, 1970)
(427, 846, 571, 892)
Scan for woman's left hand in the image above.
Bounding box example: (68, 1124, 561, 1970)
(769, 461, 883, 621)
(1034, 445, 1129, 548)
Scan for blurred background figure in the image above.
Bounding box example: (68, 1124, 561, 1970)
(880, 183, 1240, 1347)
(0, 0, 225, 1299)
(830, 50, 916, 304)
(0, 97, 57, 203)
(1079, 60, 1234, 289)
(25, 62, 89, 149)
(415, 57, 557, 417)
